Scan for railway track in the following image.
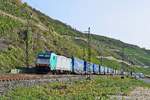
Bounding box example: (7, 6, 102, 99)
(0, 73, 121, 96)
(0, 74, 90, 82)
(0, 74, 88, 96)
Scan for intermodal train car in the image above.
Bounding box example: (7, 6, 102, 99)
(72, 57, 85, 74)
(107, 68, 113, 75)
(56, 55, 72, 73)
(100, 66, 105, 74)
(104, 67, 108, 74)
(86, 62, 93, 74)
(93, 64, 99, 74)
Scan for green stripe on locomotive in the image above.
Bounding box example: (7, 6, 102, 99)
(49, 52, 57, 70)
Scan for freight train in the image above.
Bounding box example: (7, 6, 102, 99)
(35, 51, 120, 75)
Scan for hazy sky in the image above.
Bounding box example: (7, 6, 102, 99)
(22, 0, 150, 49)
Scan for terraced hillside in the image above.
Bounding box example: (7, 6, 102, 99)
(0, 0, 150, 75)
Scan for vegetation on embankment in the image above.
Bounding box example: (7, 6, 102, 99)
(1, 76, 150, 100)
(0, 0, 150, 75)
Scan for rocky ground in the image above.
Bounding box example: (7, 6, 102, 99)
(110, 87, 150, 100)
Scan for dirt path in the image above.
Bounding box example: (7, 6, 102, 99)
(102, 56, 131, 66)
(110, 87, 150, 100)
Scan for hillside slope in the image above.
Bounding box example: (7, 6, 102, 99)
(0, 0, 150, 74)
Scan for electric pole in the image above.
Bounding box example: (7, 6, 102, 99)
(21, 5, 32, 68)
(85, 27, 91, 79)
(26, 18, 29, 68)
(87, 27, 91, 65)
(82, 48, 86, 60)
(88, 27, 91, 78)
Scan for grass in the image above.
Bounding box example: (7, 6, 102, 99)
(1, 76, 150, 100)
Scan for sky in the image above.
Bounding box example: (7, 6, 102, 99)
(22, 0, 150, 49)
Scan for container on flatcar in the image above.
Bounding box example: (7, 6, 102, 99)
(72, 57, 85, 74)
(116, 70, 121, 75)
(115, 70, 118, 75)
(108, 68, 114, 74)
(111, 68, 114, 74)
(107, 67, 110, 74)
(104, 67, 108, 74)
(93, 64, 99, 74)
(86, 62, 93, 74)
(114, 69, 117, 74)
(100, 66, 105, 74)
(112, 69, 115, 74)
(56, 55, 72, 72)
(106, 67, 111, 74)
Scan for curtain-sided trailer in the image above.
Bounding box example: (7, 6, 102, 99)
(55, 55, 72, 73)
(72, 57, 85, 74)
(106, 67, 113, 74)
(104, 67, 108, 74)
(85, 62, 94, 74)
(93, 64, 99, 74)
(100, 66, 105, 74)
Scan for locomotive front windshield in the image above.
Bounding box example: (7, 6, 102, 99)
(36, 54, 50, 65)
